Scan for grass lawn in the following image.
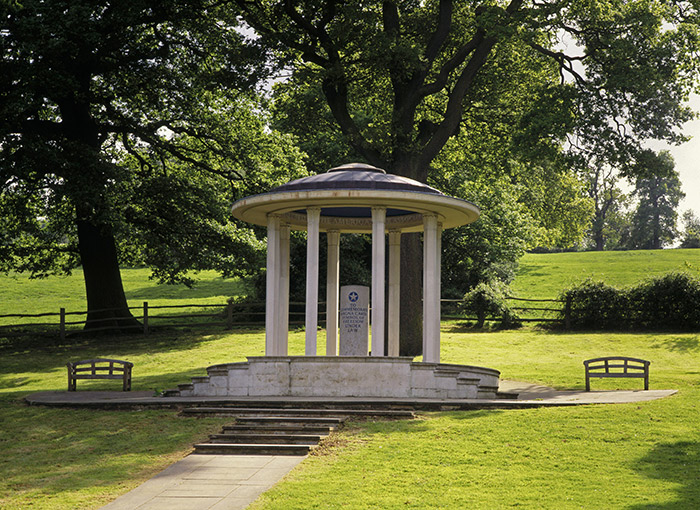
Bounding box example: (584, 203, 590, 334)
(0, 268, 246, 330)
(1, 324, 700, 509)
(511, 248, 700, 299)
(3, 251, 700, 508)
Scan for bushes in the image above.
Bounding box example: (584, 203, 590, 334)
(560, 272, 700, 331)
(462, 282, 520, 329)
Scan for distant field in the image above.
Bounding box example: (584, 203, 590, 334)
(0, 268, 246, 325)
(511, 248, 700, 299)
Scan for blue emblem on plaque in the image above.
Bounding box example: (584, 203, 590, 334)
(348, 291, 359, 302)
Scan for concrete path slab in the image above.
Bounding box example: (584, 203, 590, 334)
(99, 454, 304, 510)
(498, 379, 677, 403)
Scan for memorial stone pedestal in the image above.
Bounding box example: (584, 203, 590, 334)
(339, 285, 369, 356)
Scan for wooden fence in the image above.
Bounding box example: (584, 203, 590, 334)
(0, 296, 569, 340)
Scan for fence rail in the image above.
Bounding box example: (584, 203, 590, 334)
(1, 295, 571, 340)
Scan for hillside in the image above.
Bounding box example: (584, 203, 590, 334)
(511, 248, 700, 299)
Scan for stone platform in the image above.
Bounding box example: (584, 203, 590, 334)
(165, 356, 501, 400)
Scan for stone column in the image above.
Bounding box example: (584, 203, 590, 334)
(278, 222, 290, 355)
(388, 229, 401, 357)
(305, 207, 321, 356)
(422, 214, 440, 363)
(371, 207, 386, 356)
(326, 230, 340, 356)
(265, 214, 280, 356)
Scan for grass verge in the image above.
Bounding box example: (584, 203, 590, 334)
(2, 325, 699, 509)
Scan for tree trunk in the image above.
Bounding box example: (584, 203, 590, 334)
(393, 158, 428, 357)
(77, 216, 140, 333)
(399, 232, 423, 356)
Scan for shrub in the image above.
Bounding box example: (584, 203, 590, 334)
(629, 272, 700, 330)
(462, 282, 520, 329)
(559, 279, 629, 330)
(559, 272, 700, 331)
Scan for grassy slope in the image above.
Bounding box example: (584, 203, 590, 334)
(511, 248, 700, 299)
(0, 268, 246, 326)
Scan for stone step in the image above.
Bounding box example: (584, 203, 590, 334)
(221, 424, 336, 435)
(208, 433, 323, 445)
(233, 415, 344, 426)
(193, 442, 312, 456)
(181, 407, 414, 419)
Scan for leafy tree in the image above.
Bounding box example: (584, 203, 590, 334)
(583, 161, 630, 250)
(245, 0, 699, 354)
(680, 210, 700, 248)
(0, 1, 305, 331)
(628, 151, 685, 250)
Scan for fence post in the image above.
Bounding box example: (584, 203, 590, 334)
(143, 301, 149, 335)
(60, 308, 66, 341)
(564, 295, 572, 330)
(226, 302, 234, 329)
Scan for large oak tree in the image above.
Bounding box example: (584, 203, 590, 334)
(237, 0, 700, 354)
(0, 0, 304, 332)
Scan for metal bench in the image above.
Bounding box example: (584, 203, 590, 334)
(583, 356, 650, 391)
(67, 358, 133, 391)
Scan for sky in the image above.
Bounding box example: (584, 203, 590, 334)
(643, 94, 700, 217)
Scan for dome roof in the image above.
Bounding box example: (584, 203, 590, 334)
(231, 163, 479, 233)
(274, 163, 443, 195)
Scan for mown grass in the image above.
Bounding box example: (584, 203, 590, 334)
(512, 248, 700, 299)
(0, 268, 247, 331)
(3, 251, 700, 509)
(0, 328, 308, 510)
(1, 325, 699, 509)
(251, 325, 700, 510)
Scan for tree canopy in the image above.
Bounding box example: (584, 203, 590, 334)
(0, 0, 306, 330)
(248, 0, 700, 351)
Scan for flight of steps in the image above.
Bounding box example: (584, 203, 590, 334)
(188, 406, 415, 455)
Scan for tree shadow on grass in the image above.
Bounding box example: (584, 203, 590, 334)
(0, 395, 230, 507)
(651, 336, 700, 353)
(628, 440, 700, 509)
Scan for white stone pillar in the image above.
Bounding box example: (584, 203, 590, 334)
(388, 229, 401, 357)
(265, 214, 281, 356)
(422, 214, 440, 363)
(278, 222, 290, 355)
(371, 207, 386, 356)
(305, 207, 321, 356)
(326, 230, 340, 356)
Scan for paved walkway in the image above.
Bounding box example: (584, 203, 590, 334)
(25, 382, 676, 510)
(100, 454, 304, 510)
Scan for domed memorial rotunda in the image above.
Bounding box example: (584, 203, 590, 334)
(170, 163, 502, 400)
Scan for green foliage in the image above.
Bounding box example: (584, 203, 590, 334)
(560, 271, 700, 331)
(462, 281, 519, 328)
(630, 272, 700, 330)
(680, 210, 700, 248)
(560, 279, 629, 330)
(628, 152, 685, 250)
(0, 1, 304, 316)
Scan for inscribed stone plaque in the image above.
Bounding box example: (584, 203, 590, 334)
(339, 285, 369, 356)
